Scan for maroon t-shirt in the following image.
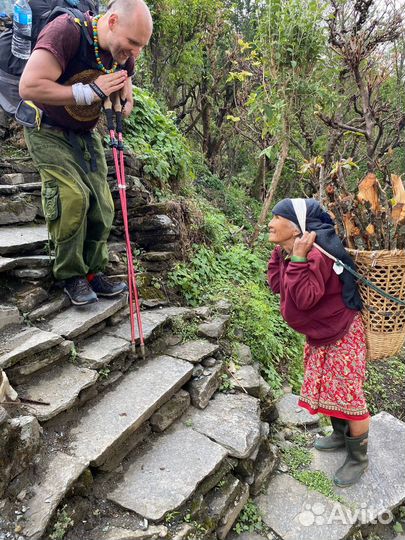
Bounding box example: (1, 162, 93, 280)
(267, 245, 357, 346)
(33, 13, 135, 131)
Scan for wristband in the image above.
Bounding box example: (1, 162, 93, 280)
(89, 82, 108, 101)
(72, 83, 96, 106)
(291, 256, 308, 263)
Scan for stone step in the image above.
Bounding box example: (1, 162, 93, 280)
(0, 305, 21, 331)
(255, 473, 353, 540)
(276, 393, 320, 426)
(0, 193, 40, 225)
(309, 411, 405, 525)
(0, 224, 48, 255)
(20, 355, 194, 540)
(183, 393, 262, 459)
(16, 362, 98, 422)
(0, 254, 53, 273)
(0, 172, 38, 185)
(105, 305, 191, 343)
(6, 340, 73, 384)
(41, 296, 128, 340)
(108, 424, 228, 521)
(22, 452, 88, 540)
(68, 355, 193, 467)
(0, 325, 64, 370)
(77, 333, 130, 369)
(166, 338, 220, 364)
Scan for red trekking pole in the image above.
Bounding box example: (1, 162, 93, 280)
(104, 93, 145, 359)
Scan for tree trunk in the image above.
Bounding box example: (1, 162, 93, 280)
(249, 136, 290, 247)
(250, 154, 267, 201)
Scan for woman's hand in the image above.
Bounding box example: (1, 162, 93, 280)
(292, 231, 316, 258)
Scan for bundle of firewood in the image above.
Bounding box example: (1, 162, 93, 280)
(325, 173, 405, 250)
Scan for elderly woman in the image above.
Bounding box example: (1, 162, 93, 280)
(267, 198, 370, 487)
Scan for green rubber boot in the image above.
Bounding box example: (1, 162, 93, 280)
(334, 431, 369, 488)
(314, 417, 347, 451)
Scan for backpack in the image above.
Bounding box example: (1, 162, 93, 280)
(0, 0, 98, 115)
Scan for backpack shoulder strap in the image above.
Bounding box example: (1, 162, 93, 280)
(47, 7, 93, 45)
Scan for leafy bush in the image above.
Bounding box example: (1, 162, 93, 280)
(228, 283, 304, 389)
(168, 238, 304, 390)
(125, 87, 193, 188)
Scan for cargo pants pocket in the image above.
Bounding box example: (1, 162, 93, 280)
(42, 181, 60, 222)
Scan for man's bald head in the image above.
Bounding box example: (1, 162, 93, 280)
(107, 0, 153, 29)
(100, 0, 153, 65)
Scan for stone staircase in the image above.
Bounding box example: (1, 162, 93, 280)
(1, 146, 405, 540)
(0, 149, 276, 540)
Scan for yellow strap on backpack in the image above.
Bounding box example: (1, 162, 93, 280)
(24, 101, 42, 130)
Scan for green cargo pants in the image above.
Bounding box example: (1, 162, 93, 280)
(24, 126, 114, 281)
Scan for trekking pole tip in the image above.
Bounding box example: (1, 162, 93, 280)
(140, 343, 146, 360)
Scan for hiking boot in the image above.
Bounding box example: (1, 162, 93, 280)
(64, 276, 98, 306)
(314, 417, 347, 451)
(333, 431, 369, 488)
(89, 273, 128, 297)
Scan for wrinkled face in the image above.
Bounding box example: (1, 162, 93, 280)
(107, 12, 152, 65)
(268, 214, 300, 244)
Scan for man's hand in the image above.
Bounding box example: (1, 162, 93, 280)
(292, 231, 316, 258)
(93, 70, 128, 99)
(121, 77, 134, 117)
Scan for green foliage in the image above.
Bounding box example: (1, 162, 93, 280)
(168, 241, 264, 307)
(219, 373, 235, 393)
(228, 283, 304, 389)
(125, 87, 193, 188)
(169, 231, 304, 391)
(98, 367, 111, 380)
(282, 445, 312, 472)
(295, 470, 346, 504)
(194, 162, 261, 231)
(233, 500, 266, 535)
(170, 317, 199, 342)
(49, 506, 74, 540)
(364, 355, 405, 419)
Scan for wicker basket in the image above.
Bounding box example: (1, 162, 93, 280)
(347, 249, 405, 361)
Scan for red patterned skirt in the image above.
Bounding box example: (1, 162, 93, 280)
(298, 313, 370, 421)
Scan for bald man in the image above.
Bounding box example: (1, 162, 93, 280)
(19, 0, 153, 305)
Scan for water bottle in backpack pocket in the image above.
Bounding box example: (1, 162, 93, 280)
(11, 0, 32, 59)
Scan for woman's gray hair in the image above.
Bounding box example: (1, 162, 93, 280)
(287, 219, 301, 233)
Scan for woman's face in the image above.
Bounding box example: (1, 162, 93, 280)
(268, 215, 299, 244)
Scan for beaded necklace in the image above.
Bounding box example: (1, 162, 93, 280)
(92, 14, 118, 74)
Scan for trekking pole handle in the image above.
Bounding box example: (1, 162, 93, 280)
(103, 96, 115, 135)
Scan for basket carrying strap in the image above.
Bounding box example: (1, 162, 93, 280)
(313, 242, 405, 307)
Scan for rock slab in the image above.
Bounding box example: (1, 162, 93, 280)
(255, 473, 353, 540)
(44, 296, 128, 339)
(309, 411, 405, 524)
(69, 355, 193, 466)
(17, 363, 98, 421)
(0, 326, 63, 369)
(167, 339, 219, 364)
(276, 393, 319, 426)
(107, 306, 190, 343)
(109, 425, 228, 520)
(184, 393, 262, 458)
(78, 334, 130, 368)
(23, 452, 87, 540)
(0, 224, 48, 255)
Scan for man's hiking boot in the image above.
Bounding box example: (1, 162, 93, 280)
(334, 430, 369, 487)
(314, 417, 347, 451)
(64, 276, 98, 306)
(88, 273, 128, 297)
